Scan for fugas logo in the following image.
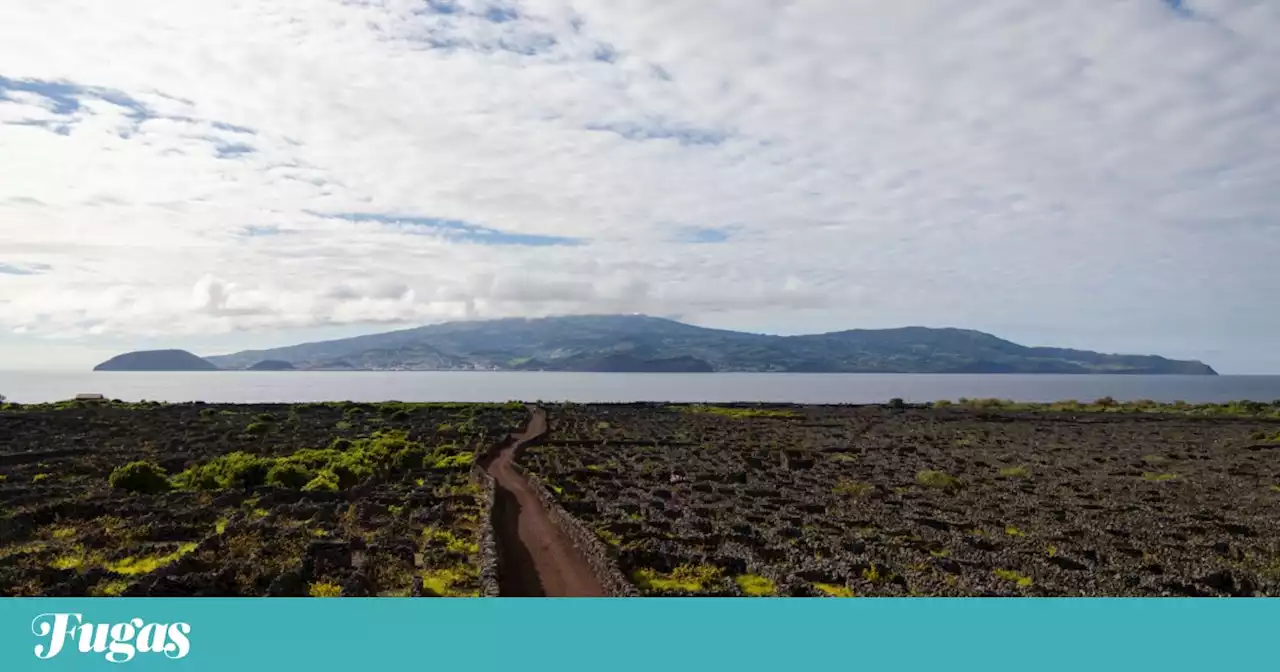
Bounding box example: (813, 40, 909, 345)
(31, 613, 191, 664)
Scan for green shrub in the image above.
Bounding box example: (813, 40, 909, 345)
(173, 452, 272, 490)
(265, 462, 313, 489)
(302, 470, 339, 492)
(916, 470, 963, 492)
(108, 461, 172, 494)
(244, 421, 272, 435)
(173, 429, 464, 493)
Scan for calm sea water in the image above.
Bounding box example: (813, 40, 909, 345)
(2, 371, 1279, 405)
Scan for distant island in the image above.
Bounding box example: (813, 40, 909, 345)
(94, 349, 220, 372)
(247, 360, 296, 371)
(93, 314, 1218, 375)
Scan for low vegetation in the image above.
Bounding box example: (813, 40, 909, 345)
(168, 430, 471, 492)
(937, 397, 1280, 418)
(109, 461, 172, 494)
(916, 470, 963, 492)
(632, 564, 723, 594)
(0, 401, 526, 597)
(734, 574, 776, 596)
(520, 402, 1280, 597)
(676, 404, 798, 419)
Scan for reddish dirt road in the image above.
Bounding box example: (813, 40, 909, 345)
(484, 407, 604, 597)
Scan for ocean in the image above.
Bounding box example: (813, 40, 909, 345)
(2, 371, 1279, 405)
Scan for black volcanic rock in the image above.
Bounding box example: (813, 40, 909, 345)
(198, 314, 1219, 375)
(94, 350, 219, 372)
(246, 360, 296, 371)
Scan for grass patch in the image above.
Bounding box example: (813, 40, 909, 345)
(833, 479, 874, 498)
(632, 564, 722, 593)
(106, 542, 198, 575)
(1141, 472, 1180, 482)
(737, 573, 773, 593)
(861, 564, 891, 584)
(735, 574, 776, 596)
(309, 582, 343, 597)
(52, 551, 91, 571)
(420, 566, 479, 597)
(32, 473, 51, 484)
(90, 580, 130, 597)
(426, 452, 474, 469)
(998, 465, 1031, 479)
(941, 397, 1280, 418)
(1005, 526, 1025, 537)
(0, 541, 46, 559)
(813, 582, 854, 597)
(916, 470, 963, 492)
(677, 405, 797, 419)
(828, 453, 858, 463)
(994, 569, 1033, 588)
(422, 527, 478, 555)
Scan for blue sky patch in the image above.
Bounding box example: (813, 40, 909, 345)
(423, 0, 459, 14)
(485, 5, 518, 23)
(586, 119, 728, 146)
(593, 43, 618, 63)
(0, 75, 150, 120)
(312, 212, 584, 246)
(240, 225, 285, 237)
(212, 121, 256, 135)
(212, 140, 257, 158)
(1161, 0, 1194, 18)
(675, 226, 733, 243)
(0, 262, 51, 275)
(3, 118, 72, 135)
(0, 74, 261, 154)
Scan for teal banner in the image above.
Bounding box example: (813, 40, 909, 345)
(1, 598, 1276, 670)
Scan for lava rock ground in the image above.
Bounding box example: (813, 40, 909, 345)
(521, 403, 1280, 597)
(0, 401, 525, 597)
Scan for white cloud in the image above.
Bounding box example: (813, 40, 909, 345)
(0, 0, 1278, 372)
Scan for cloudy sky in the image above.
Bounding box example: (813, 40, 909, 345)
(1, 0, 1277, 373)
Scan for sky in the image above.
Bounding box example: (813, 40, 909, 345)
(1, 0, 1278, 373)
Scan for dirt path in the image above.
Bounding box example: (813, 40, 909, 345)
(483, 407, 604, 597)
